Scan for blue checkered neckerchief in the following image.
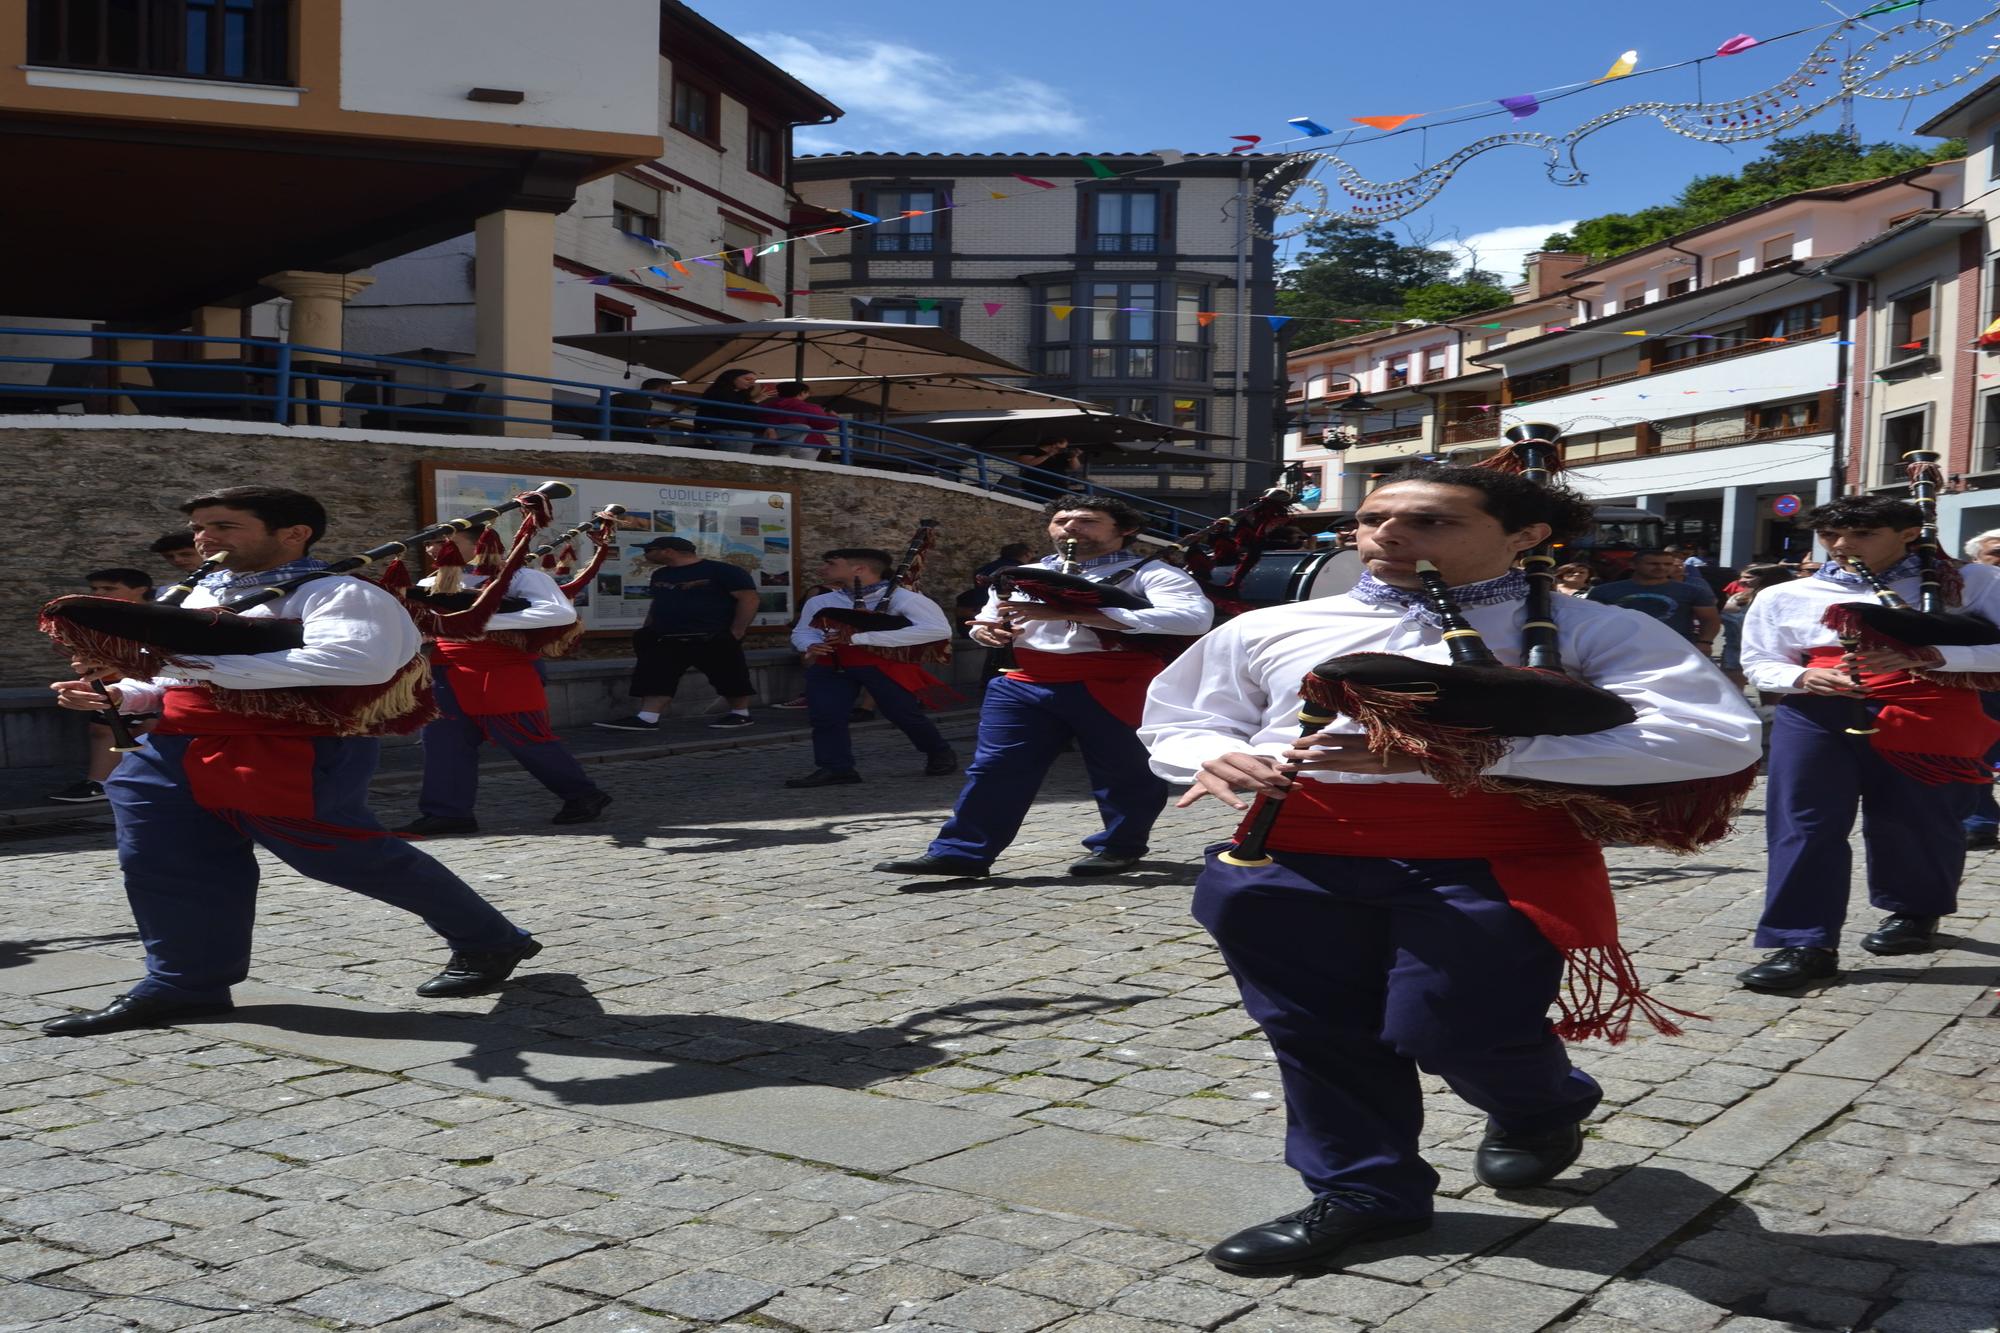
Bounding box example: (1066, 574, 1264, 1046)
(1349, 568, 1527, 627)
(1042, 550, 1139, 573)
(200, 557, 328, 594)
(1815, 554, 1919, 590)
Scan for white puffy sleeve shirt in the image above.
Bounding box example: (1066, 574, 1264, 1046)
(424, 567, 578, 633)
(1141, 591, 1761, 788)
(116, 575, 420, 714)
(977, 558, 1215, 653)
(792, 588, 952, 652)
(1741, 564, 2000, 693)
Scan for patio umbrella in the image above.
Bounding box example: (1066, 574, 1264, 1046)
(888, 407, 1234, 452)
(556, 318, 1031, 386)
(805, 376, 1099, 419)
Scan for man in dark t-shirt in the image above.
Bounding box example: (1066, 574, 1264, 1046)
(596, 537, 762, 731)
(1587, 550, 1721, 649)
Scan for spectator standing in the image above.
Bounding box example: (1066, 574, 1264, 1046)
(48, 568, 156, 803)
(694, 368, 777, 453)
(149, 530, 202, 594)
(1719, 563, 1794, 689)
(1586, 550, 1722, 650)
(1014, 440, 1085, 501)
(761, 382, 840, 461)
(1553, 562, 1595, 596)
(596, 537, 760, 731)
(1962, 530, 2000, 848)
(609, 377, 676, 443)
(1964, 529, 2000, 566)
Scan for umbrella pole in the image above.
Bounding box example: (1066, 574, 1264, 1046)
(793, 333, 806, 387)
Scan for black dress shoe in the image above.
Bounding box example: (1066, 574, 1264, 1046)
(924, 749, 959, 777)
(1069, 851, 1142, 877)
(1860, 914, 1940, 956)
(395, 815, 479, 836)
(785, 768, 863, 788)
(1737, 946, 1840, 992)
(551, 791, 612, 825)
(416, 937, 543, 998)
(1205, 1193, 1430, 1275)
(42, 993, 234, 1037)
(1474, 1120, 1584, 1189)
(1967, 826, 1998, 850)
(873, 854, 992, 877)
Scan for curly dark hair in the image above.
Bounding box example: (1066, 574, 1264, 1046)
(1042, 494, 1146, 537)
(1375, 465, 1597, 544)
(1801, 494, 1922, 531)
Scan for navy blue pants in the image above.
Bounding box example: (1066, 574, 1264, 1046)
(927, 674, 1168, 863)
(804, 663, 948, 773)
(108, 733, 528, 1005)
(417, 668, 599, 820)
(1963, 694, 2000, 833)
(1758, 696, 1971, 949)
(1195, 847, 1601, 1215)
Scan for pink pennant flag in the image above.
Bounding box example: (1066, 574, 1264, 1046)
(1013, 173, 1056, 189)
(741, 249, 755, 267)
(1716, 34, 1758, 56)
(982, 302, 1003, 317)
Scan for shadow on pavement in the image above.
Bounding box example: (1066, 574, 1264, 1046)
(0, 932, 139, 970)
(891, 860, 1199, 894)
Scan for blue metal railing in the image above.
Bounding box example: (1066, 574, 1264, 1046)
(0, 328, 1213, 539)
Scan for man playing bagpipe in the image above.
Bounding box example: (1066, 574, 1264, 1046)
(1738, 492, 2000, 991)
(785, 547, 958, 788)
(41, 486, 543, 1036)
(395, 523, 610, 835)
(876, 496, 1214, 879)
(1140, 465, 1760, 1273)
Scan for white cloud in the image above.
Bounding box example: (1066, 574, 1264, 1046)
(1449, 220, 1579, 280)
(742, 33, 1087, 149)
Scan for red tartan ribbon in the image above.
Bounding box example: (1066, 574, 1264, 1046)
(1802, 646, 2000, 784)
(1005, 646, 1163, 726)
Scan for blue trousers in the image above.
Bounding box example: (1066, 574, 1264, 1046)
(1963, 693, 2000, 833)
(1758, 696, 1971, 949)
(927, 674, 1169, 863)
(1195, 847, 1601, 1215)
(108, 733, 528, 1005)
(417, 668, 599, 820)
(804, 663, 948, 772)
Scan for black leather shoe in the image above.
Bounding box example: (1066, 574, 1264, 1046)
(42, 993, 234, 1037)
(1069, 852, 1142, 877)
(924, 749, 959, 777)
(395, 815, 478, 836)
(1736, 946, 1839, 992)
(1205, 1193, 1430, 1275)
(874, 854, 992, 878)
(1967, 826, 1998, 850)
(1860, 914, 1940, 956)
(551, 791, 612, 825)
(1474, 1120, 1584, 1190)
(785, 768, 863, 788)
(416, 937, 543, 998)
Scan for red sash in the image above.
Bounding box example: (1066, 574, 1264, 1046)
(1802, 646, 2000, 784)
(1005, 646, 1162, 726)
(830, 645, 959, 709)
(1237, 781, 1694, 1043)
(433, 639, 548, 715)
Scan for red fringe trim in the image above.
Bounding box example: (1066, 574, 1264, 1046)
(1487, 764, 1759, 854)
(1555, 944, 1702, 1043)
(1299, 677, 1511, 791)
(1917, 669, 2000, 692)
(473, 710, 560, 746)
(217, 810, 408, 852)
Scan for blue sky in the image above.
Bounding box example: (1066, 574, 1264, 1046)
(697, 0, 1999, 279)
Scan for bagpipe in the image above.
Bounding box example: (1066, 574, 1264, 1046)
(533, 504, 627, 601)
(989, 538, 1193, 661)
(39, 483, 571, 736)
(1177, 465, 1314, 618)
(1221, 423, 1754, 865)
(810, 519, 949, 666)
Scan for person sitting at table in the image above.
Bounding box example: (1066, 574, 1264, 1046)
(610, 377, 676, 443)
(761, 382, 841, 461)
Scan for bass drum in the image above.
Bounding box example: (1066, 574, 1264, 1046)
(1209, 549, 1364, 607)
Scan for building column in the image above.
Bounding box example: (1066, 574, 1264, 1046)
(1719, 486, 1756, 568)
(262, 270, 374, 425)
(475, 208, 556, 436)
(110, 337, 154, 415)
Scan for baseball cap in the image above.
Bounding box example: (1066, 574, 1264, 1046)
(644, 536, 697, 553)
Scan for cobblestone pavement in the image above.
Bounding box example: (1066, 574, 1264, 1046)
(2, 726, 1997, 1333)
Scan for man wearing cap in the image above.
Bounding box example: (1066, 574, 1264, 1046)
(597, 537, 761, 731)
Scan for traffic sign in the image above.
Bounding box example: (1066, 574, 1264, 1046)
(1772, 494, 1802, 517)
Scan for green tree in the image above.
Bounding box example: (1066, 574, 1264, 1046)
(1402, 279, 1515, 323)
(1542, 132, 1966, 261)
(1277, 219, 1505, 337)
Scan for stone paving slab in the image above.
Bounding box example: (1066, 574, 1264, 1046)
(0, 946, 143, 998)
(1660, 1073, 1867, 1169)
(1793, 1009, 1955, 1081)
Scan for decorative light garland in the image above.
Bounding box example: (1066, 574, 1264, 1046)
(1256, 5, 2000, 234)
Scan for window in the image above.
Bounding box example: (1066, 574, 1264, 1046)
(1387, 356, 1410, 388)
(1091, 191, 1161, 253)
(611, 176, 660, 240)
(1666, 275, 1693, 298)
(1887, 287, 1933, 360)
(1761, 234, 1796, 269)
(1620, 283, 1648, 312)
(1711, 251, 1741, 281)
(1755, 400, 1816, 434)
(1881, 409, 1929, 484)
(1986, 252, 2000, 330)
(593, 295, 635, 335)
(868, 189, 937, 253)
(1305, 373, 1327, 400)
(1509, 365, 1568, 399)
(1088, 281, 1158, 379)
(866, 299, 953, 331)
(1757, 299, 1826, 341)
(1423, 346, 1447, 381)
(721, 219, 766, 282)
(1980, 392, 2000, 470)
(747, 120, 781, 181)
(670, 75, 719, 142)
(28, 0, 290, 83)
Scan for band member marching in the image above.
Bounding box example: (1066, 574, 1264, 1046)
(785, 539, 958, 788)
(41, 486, 545, 1036)
(876, 496, 1214, 879)
(395, 521, 611, 835)
(1738, 486, 2000, 990)
(1141, 461, 1759, 1273)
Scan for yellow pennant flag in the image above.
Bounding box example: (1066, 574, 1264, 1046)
(1050, 304, 1074, 321)
(989, 190, 1009, 201)
(1620, 329, 1648, 337)
(1597, 49, 1638, 81)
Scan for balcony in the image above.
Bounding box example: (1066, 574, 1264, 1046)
(1509, 327, 1833, 406)
(27, 0, 293, 85)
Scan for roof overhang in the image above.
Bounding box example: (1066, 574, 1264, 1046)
(1818, 210, 1987, 278)
(1916, 77, 2000, 137)
(1474, 263, 1815, 365)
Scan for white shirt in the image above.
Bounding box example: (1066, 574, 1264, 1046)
(1141, 589, 1761, 788)
(116, 574, 420, 714)
(792, 584, 951, 652)
(420, 567, 578, 634)
(975, 554, 1215, 653)
(1741, 562, 2000, 693)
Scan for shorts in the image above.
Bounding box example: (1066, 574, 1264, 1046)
(630, 629, 755, 699)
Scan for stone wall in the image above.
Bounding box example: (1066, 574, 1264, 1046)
(3, 421, 1057, 688)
